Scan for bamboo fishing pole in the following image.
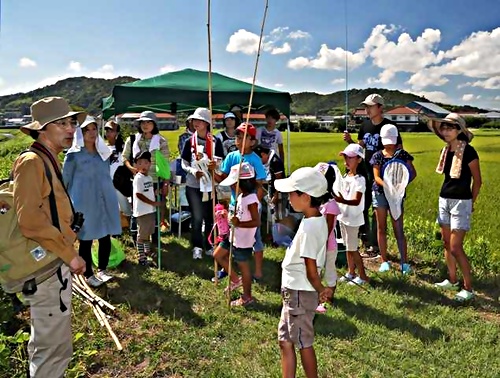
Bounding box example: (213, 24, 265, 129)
(226, 0, 269, 307)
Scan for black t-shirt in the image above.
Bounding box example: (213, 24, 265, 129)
(358, 118, 403, 165)
(439, 144, 479, 200)
(180, 135, 224, 163)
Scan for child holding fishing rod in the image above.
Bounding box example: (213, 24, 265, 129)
(370, 124, 416, 274)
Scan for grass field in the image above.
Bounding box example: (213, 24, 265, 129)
(0, 129, 499, 377)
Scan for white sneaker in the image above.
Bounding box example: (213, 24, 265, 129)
(348, 276, 368, 286)
(455, 289, 475, 302)
(205, 248, 214, 256)
(434, 279, 459, 291)
(96, 270, 113, 283)
(86, 275, 104, 288)
(339, 273, 356, 283)
(192, 247, 203, 260)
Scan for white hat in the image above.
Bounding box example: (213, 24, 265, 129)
(133, 110, 158, 127)
(187, 107, 211, 125)
(380, 124, 398, 145)
(80, 116, 98, 129)
(361, 93, 384, 106)
(274, 167, 327, 198)
(220, 162, 255, 187)
(339, 143, 365, 159)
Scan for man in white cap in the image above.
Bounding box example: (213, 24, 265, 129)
(12, 97, 87, 377)
(343, 93, 402, 257)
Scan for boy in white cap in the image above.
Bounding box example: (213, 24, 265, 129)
(274, 167, 332, 378)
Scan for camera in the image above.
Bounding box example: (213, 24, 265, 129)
(71, 212, 85, 233)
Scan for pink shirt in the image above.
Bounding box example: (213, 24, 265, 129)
(232, 193, 259, 248)
(320, 199, 341, 251)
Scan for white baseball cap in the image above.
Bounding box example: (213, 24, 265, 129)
(187, 107, 212, 125)
(380, 124, 398, 145)
(361, 93, 385, 106)
(339, 143, 365, 159)
(220, 162, 255, 187)
(274, 167, 327, 198)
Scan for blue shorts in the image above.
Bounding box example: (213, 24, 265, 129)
(219, 238, 253, 263)
(372, 191, 389, 209)
(254, 226, 264, 252)
(437, 197, 472, 231)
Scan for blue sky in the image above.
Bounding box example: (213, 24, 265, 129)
(1, 0, 499, 109)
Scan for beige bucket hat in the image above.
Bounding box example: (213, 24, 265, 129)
(427, 112, 474, 142)
(21, 96, 86, 135)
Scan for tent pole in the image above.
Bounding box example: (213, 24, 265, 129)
(286, 118, 291, 175)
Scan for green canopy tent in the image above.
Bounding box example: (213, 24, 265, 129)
(101, 68, 292, 119)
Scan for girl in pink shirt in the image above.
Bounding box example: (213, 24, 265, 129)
(314, 162, 341, 313)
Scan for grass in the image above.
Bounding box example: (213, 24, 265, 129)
(1, 129, 499, 377)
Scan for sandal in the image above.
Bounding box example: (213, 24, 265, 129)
(224, 277, 242, 293)
(230, 296, 255, 307)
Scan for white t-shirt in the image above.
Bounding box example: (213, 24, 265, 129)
(232, 193, 258, 248)
(108, 145, 124, 180)
(281, 215, 327, 291)
(337, 174, 366, 227)
(256, 128, 283, 157)
(133, 173, 155, 217)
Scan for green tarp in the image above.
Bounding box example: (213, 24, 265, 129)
(102, 68, 292, 119)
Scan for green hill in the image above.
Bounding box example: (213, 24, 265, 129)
(0, 77, 488, 117)
(0, 76, 138, 115)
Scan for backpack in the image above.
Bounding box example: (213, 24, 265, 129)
(113, 134, 135, 197)
(0, 149, 63, 294)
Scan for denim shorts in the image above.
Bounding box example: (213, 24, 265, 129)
(253, 226, 264, 252)
(372, 191, 389, 209)
(437, 197, 472, 231)
(219, 238, 253, 262)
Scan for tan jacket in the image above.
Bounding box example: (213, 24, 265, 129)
(12, 146, 78, 265)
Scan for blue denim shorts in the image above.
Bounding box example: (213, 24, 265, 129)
(372, 191, 389, 209)
(254, 226, 264, 252)
(437, 197, 472, 231)
(219, 238, 253, 263)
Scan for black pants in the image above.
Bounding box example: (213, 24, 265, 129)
(79, 235, 111, 277)
(185, 186, 214, 250)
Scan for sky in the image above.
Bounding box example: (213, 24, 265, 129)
(0, 0, 499, 109)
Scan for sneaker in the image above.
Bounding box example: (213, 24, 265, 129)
(205, 248, 214, 256)
(86, 275, 104, 288)
(224, 277, 242, 293)
(316, 303, 328, 314)
(348, 276, 368, 286)
(379, 261, 391, 272)
(361, 246, 379, 259)
(95, 270, 113, 283)
(434, 279, 460, 291)
(139, 259, 154, 267)
(455, 289, 475, 302)
(339, 272, 356, 283)
(192, 247, 203, 260)
(211, 269, 228, 282)
(402, 263, 411, 275)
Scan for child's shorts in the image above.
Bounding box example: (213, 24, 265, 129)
(278, 288, 318, 349)
(437, 197, 472, 231)
(137, 212, 155, 241)
(253, 226, 264, 252)
(219, 238, 253, 263)
(339, 223, 360, 252)
(373, 190, 405, 211)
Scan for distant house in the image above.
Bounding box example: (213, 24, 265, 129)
(116, 112, 178, 130)
(482, 111, 500, 120)
(407, 101, 450, 118)
(384, 106, 419, 130)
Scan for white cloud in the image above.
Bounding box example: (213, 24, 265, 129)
(407, 67, 449, 90)
(462, 94, 475, 102)
(159, 64, 176, 73)
(468, 76, 500, 89)
(331, 78, 345, 85)
(270, 42, 291, 55)
(226, 29, 260, 55)
(402, 89, 450, 103)
(287, 44, 365, 71)
(68, 61, 83, 73)
(88, 64, 115, 79)
(495, 96, 500, 101)
(288, 30, 311, 39)
(19, 57, 37, 68)
(274, 83, 284, 88)
(0, 77, 4, 87)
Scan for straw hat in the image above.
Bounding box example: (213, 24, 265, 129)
(427, 113, 474, 142)
(21, 97, 86, 135)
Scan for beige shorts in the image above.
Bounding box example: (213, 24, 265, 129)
(137, 213, 156, 241)
(339, 223, 360, 252)
(278, 288, 318, 349)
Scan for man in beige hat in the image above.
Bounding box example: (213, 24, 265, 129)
(13, 96, 87, 377)
(343, 93, 403, 257)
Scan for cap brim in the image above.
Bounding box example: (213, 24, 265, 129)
(274, 177, 296, 193)
(361, 100, 376, 106)
(381, 137, 397, 145)
(219, 176, 238, 187)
